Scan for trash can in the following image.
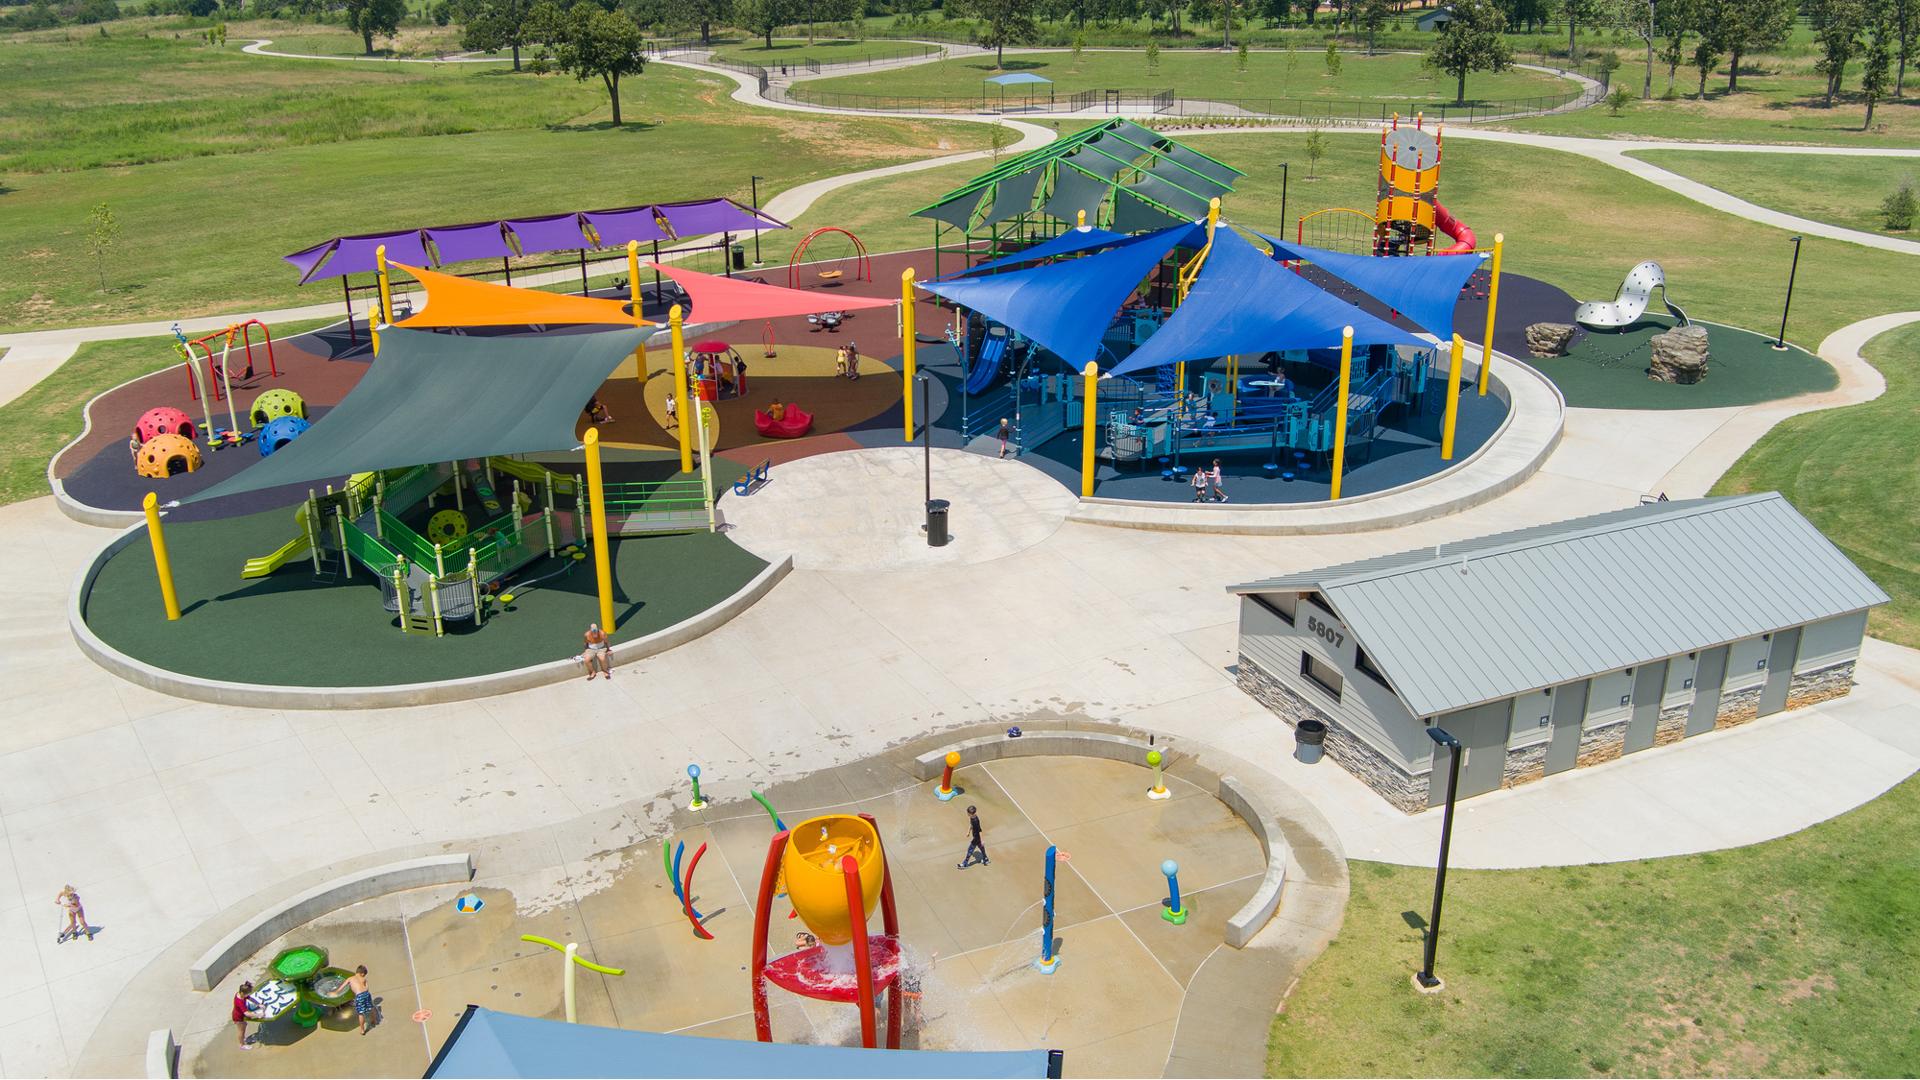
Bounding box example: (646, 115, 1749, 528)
(925, 499, 950, 547)
(730, 243, 747, 271)
(1294, 719, 1327, 764)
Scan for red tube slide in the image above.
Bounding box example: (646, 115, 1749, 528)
(1433, 202, 1477, 255)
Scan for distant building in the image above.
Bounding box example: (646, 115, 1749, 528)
(1416, 7, 1457, 30)
(1228, 494, 1888, 813)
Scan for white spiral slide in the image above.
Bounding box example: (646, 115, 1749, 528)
(1574, 260, 1689, 330)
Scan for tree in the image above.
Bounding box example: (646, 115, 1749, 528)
(1704, 0, 1792, 91)
(1883, 175, 1916, 228)
(528, 2, 646, 124)
(1861, 3, 1894, 124)
(962, 0, 1040, 66)
(1324, 36, 1342, 74)
(732, 0, 794, 48)
(344, 0, 405, 53)
(1809, 0, 1866, 105)
(1893, 0, 1913, 95)
(1256, 0, 1292, 23)
(85, 203, 119, 293)
(1690, 35, 1720, 96)
(1358, 0, 1389, 51)
(1609, 0, 1656, 97)
(1071, 30, 1084, 63)
(1304, 128, 1326, 177)
(1237, 38, 1249, 68)
(1654, 0, 1695, 95)
(460, 0, 535, 69)
(1146, 38, 1160, 71)
(1605, 84, 1633, 110)
(1561, 0, 1601, 61)
(1425, 0, 1513, 102)
(663, 0, 732, 45)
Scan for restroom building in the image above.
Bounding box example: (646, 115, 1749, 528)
(1228, 494, 1889, 813)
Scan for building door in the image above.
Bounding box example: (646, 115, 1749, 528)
(1759, 628, 1802, 717)
(1686, 646, 1729, 736)
(1544, 680, 1589, 775)
(1623, 661, 1669, 755)
(1427, 700, 1512, 807)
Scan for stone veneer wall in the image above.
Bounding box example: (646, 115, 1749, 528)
(1237, 654, 1429, 813)
(1240, 654, 1861, 815)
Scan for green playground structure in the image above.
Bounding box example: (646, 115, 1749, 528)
(240, 456, 716, 636)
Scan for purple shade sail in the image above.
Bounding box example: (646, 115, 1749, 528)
(426, 223, 515, 265)
(504, 214, 589, 257)
(321, 232, 433, 282)
(657, 199, 783, 239)
(581, 208, 670, 248)
(284, 240, 338, 282)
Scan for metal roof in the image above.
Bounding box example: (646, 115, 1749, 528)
(1228, 494, 1890, 717)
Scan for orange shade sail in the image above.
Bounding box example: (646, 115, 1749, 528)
(390, 263, 653, 329)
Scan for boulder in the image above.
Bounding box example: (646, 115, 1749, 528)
(1525, 322, 1576, 357)
(1649, 325, 1711, 384)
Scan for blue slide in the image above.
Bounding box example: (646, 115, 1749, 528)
(965, 333, 1007, 395)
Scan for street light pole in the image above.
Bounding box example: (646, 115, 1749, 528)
(750, 175, 765, 267)
(920, 374, 931, 506)
(1416, 725, 1461, 991)
(1773, 235, 1802, 350)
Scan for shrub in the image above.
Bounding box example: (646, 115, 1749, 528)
(1324, 38, 1341, 76)
(1605, 87, 1632, 114)
(1884, 178, 1917, 231)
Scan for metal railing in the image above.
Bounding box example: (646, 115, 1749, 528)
(770, 80, 1585, 119)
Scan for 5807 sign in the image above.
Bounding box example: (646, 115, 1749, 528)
(1306, 615, 1344, 648)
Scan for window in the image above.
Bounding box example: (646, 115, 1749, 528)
(1355, 647, 1392, 691)
(1300, 651, 1344, 700)
(1251, 593, 1296, 625)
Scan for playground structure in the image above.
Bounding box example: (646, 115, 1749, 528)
(134, 433, 203, 479)
(132, 321, 297, 480)
(787, 226, 872, 289)
(751, 812, 904, 1051)
(238, 454, 716, 636)
(1575, 260, 1690, 330)
(1297, 114, 1476, 258)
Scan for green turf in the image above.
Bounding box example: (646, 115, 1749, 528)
(706, 36, 935, 66)
(1630, 150, 1919, 236)
(799, 49, 1573, 107)
(1715, 321, 1920, 649)
(82, 465, 765, 686)
(254, 26, 486, 59)
(0, 321, 335, 509)
(1267, 769, 1920, 1076)
(1532, 318, 1834, 409)
(1494, 53, 1920, 146)
(0, 44, 991, 331)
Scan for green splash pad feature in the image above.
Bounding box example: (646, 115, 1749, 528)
(269, 944, 328, 982)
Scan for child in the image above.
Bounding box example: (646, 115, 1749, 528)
(997, 418, 1010, 459)
(769, 398, 786, 422)
(1210, 458, 1228, 503)
(233, 981, 255, 1049)
(347, 965, 376, 1035)
(846, 341, 861, 381)
(584, 396, 614, 425)
(834, 346, 849, 378)
(55, 885, 90, 943)
(1190, 468, 1210, 502)
(664, 390, 677, 425)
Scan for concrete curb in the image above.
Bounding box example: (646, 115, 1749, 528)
(68, 524, 795, 708)
(1068, 347, 1565, 534)
(913, 731, 1291, 948)
(189, 854, 474, 991)
(143, 1029, 176, 1079)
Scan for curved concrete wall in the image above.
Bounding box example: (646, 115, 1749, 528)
(914, 731, 1288, 949)
(68, 522, 793, 708)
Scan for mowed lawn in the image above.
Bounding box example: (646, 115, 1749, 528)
(1716, 322, 1920, 648)
(1268, 770, 1920, 1077)
(707, 36, 936, 66)
(1496, 54, 1920, 146)
(802, 49, 1573, 106)
(1631, 150, 1919, 235)
(0, 32, 992, 331)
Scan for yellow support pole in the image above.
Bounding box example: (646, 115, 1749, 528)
(1329, 327, 1354, 501)
(1077, 209, 1087, 228)
(374, 244, 393, 358)
(669, 305, 692, 473)
(141, 492, 181, 621)
(582, 428, 616, 633)
(627, 240, 647, 389)
(901, 268, 918, 442)
(1478, 232, 1504, 396)
(1441, 333, 1464, 460)
(1080, 362, 1099, 497)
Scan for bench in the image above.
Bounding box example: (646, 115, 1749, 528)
(733, 459, 772, 496)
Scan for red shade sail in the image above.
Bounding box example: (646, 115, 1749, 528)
(650, 263, 897, 324)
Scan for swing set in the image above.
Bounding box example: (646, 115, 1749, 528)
(786, 226, 871, 289)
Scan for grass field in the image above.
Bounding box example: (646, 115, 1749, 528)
(1496, 54, 1920, 146)
(801, 49, 1573, 106)
(0, 32, 991, 331)
(707, 36, 934, 66)
(1715, 322, 1920, 648)
(1631, 150, 1919, 235)
(1267, 769, 1920, 1076)
(253, 27, 488, 59)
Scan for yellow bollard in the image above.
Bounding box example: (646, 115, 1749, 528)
(1440, 333, 1464, 461)
(1478, 233, 1504, 396)
(901, 268, 917, 443)
(374, 244, 393, 358)
(669, 305, 692, 473)
(627, 240, 648, 389)
(142, 493, 181, 621)
(1329, 327, 1354, 501)
(582, 429, 616, 633)
(1080, 361, 1099, 497)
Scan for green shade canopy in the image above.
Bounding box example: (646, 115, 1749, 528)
(187, 327, 649, 505)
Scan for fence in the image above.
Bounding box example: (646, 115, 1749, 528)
(772, 81, 1586, 120)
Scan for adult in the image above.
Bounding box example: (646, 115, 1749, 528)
(734, 355, 748, 396)
(846, 341, 861, 381)
(55, 885, 90, 943)
(582, 623, 612, 680)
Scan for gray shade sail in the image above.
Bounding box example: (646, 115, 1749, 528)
(1228, 494, 1890, 717)
(1156, 142, 1243, 191)
(913, 187, 986, 230)
(977, 167, 1047, 226)
(186, 328, 648, 505)
(1042, 164, 1113, 225)
(1112, 188, 1188, 232)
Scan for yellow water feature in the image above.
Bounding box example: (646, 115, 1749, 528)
(780, 814, 885, 947)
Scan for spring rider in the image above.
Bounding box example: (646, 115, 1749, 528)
(750, 812, 904, 1050)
